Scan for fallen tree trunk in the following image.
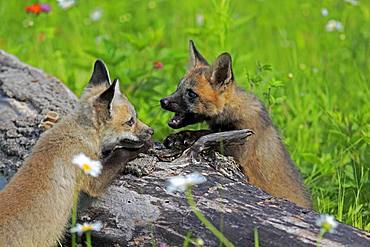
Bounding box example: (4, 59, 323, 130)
(0, 50, 369, 247)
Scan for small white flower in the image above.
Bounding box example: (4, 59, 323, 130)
(72, 153, 102, 177)
(316, 214, 338, 233)
(326, 20, 343, 32)
(90, 8, 103, 22)
(321, 8, 329, 17)
(196, 14, 205, 26)
(70, 221, 102, 236)
(166, 172, 206, 194)
(344, 0, 358, 6)
(57, 0, 76, 9)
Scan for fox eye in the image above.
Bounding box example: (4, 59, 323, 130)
(187, 89, 198, 99)
(125, 117, 135, 127)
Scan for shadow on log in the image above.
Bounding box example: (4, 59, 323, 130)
(0, 50, 369, 246)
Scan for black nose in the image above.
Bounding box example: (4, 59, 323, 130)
(160, 98, 169, 108)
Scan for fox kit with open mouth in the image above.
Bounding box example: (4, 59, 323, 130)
(0, 60, 153, 246)
(160, 41, 311, 208)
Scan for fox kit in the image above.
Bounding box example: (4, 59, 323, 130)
(0, 60, 153, 246)
(160, 41, 311, 208)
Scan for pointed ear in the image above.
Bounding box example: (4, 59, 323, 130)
(95, 78, 119, 118)
(189, 40, 209, 68)
(210, 53, 234, 88)
(88, 59, 111, 88)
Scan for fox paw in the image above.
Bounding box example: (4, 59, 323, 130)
(163, 130, 211, 150)
(39, 111, 59, 130)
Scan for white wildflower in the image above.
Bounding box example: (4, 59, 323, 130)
(321, 8, 329, 17)
(70, 221, 102, 236)
(166, 172, 206, 194)
(90, 8, 103, 22)
(196, 14, 205, 26)
(326, 20, 343, 32)
(316, 214, 338, 233)
(72, 153, 102, 177)
(344, 0, 358, 6)
(57, 0, 75, 9)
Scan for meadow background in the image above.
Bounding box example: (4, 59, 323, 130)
(0, 0, 369, 231)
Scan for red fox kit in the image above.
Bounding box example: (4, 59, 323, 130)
(160, 41, 311, 208)
(0, 60, 153, 246)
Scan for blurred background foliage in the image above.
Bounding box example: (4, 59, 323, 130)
(0, 0, 369, 231)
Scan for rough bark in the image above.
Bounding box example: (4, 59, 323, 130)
(0, 50, 369, 247)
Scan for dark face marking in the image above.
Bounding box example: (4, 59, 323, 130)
(160, 68, 215, 129)
(160, 42, 235, 129)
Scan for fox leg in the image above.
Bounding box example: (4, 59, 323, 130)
(82, 147, 147, 197)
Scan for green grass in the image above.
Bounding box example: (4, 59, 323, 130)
(1, 0, 369, 231)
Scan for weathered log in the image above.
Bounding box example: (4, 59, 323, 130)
(0, 50, 369, 247)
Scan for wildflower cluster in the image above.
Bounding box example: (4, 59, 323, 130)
(320, 5, 344, 32)
(25, 3, 51, 14)
(326, 20, 343, 32)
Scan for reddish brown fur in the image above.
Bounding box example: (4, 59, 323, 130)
(195, 75, 222, 108)
(166, 45, 312, 208)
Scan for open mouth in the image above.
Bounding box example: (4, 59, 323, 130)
(101, 139, 144, 159)
(168, 112, 205, 129)
(116, 138, 144, 150)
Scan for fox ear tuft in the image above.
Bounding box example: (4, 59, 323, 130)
(88, 59, 111, 88)
(95, 78, 119, 118)
(211, 52, 234, 88)
(189, 40, 209, 68)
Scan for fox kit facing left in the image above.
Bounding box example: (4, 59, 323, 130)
(160, 41, 311, 208)
(0, 60, 153, 247)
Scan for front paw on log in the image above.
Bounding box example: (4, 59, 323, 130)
(183, 129, 254, 164)
(163, 130, 212, 150)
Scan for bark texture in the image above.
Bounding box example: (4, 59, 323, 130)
(0, 50, 369, 247)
